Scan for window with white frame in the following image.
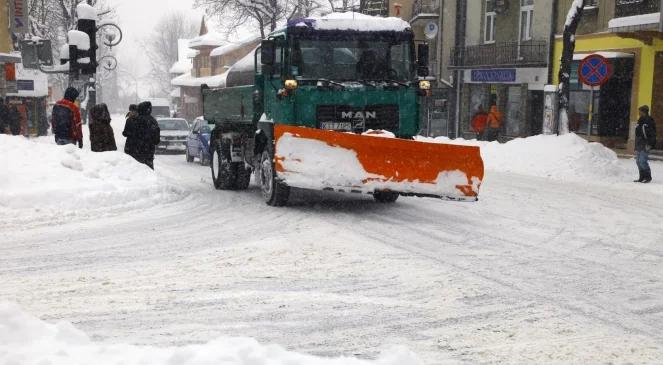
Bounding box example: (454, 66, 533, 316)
(520, 0, 534, 41)
(485, 0, 496, 43)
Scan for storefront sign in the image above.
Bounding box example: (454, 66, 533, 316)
(17, 79, 34, 91)
(471, 69, 517, 83)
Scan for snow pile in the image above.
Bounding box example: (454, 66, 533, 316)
(0, 302, 422, 365)
(419, 133, 628, 182)
(76, 3, 97, 20)
(0, 135, 182, 223)
(67, 30, 90, 50)
(291, 12, 411, 32)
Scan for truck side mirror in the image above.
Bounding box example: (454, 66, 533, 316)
(417, 44, 429, 77)
(261, 40, 275, 66)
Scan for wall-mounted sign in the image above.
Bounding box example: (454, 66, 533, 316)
(17, 79, 34, 91)
(424, 22, 438, 40)
(471, 69, 517, 83)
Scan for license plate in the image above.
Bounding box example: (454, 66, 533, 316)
(320, 121, 353, 131)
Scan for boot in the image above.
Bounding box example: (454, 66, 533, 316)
(634, 170, 644, 182)
(642, 171, 652, 183)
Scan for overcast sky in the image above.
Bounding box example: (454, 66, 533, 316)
(107, 0, 208, 97)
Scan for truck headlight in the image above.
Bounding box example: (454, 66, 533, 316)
(284, 79, 298, 90)
(419, 80, 431, 90)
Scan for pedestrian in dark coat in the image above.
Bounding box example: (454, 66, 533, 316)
(123, 101, 160, 169)
(8, 106, 21, 136)
(89, 103, 117, 152)
(0, 102, 8, 134)
(634, 105, 657, 183)
(125, 104, 137, 120)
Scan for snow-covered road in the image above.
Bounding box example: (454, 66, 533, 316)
(2, 131, 663, 364)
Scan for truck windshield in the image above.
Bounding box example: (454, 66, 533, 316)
(290, 38, 414, 82)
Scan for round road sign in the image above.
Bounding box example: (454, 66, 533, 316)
(578, 54, 612, 87)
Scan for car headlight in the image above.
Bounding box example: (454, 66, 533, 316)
(419, 80, 431, 90)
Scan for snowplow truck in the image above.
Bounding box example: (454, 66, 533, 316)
(202, 13, 484, 206)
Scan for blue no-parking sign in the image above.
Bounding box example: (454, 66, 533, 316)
(578, 54, 612, 87)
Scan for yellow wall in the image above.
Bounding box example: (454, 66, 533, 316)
(552, 34, 663, 146)
(0, 0, 12, 53)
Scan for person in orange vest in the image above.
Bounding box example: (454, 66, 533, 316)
(470, 106, 488, 140)
(484, 104, 503, 142)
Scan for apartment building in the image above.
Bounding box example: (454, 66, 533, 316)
(451, 0, 556, 140)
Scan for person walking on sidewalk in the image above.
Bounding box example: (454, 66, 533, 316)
(470, 106, 488, 141)
(484, 104, 503, 142)
(51, 87, 83, 148)
(123, 101, 160, 169)
(634, 105, 656, 183)
(89, 103, 117, 152)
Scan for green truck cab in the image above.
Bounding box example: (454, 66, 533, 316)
(202, 14, 432, 205)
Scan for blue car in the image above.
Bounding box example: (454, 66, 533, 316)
(185, 117, 212, 165)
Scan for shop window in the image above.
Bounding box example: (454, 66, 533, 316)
(484, 0, 496, 44)
(520, 0, 534, 41)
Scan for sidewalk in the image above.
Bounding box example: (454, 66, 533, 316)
(614, 148, 663, 161)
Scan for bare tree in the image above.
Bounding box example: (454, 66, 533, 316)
(557, 0, 586, 135)
(195, 0, 330, 39)
(141, 12, 198, 97)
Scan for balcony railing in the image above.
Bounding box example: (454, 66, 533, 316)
(615, 0, 660, 18)
(360, 0, 388, 17)
(450, 40, 548, 68)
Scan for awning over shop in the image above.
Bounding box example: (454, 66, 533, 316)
(572, 52, 634, 61)
(0, 53, 22, 63)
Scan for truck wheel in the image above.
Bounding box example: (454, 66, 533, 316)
(373, 191, 399, 203)
(233, 163, 251, 190)
(259, 150, 289, 206)
(185, 148, 194, 163)
(211, 141, 237, 190)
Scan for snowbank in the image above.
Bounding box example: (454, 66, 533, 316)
(0, 302, 422, 365)
(417, 133, 628, 182)
(0, 134, 182, 224)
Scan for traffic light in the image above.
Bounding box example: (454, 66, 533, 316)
(67, 30, 90, 76)
(76, 3, 97, 75)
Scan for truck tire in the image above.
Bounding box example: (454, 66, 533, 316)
(211, 141, 237, 190)
(259, 150, 289, 206)
(233, 163, 251, 190)
(373, 191, 399, 203)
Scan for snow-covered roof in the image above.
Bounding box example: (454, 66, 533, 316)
(7, 63, 49, 98)
(608, 12, 660, 29)
(188, 33, 225, 49)
(210, 36, 261, 58)
(286, 12, 411, 32)
(169, 60, 192, 74)
(228, 47, 258, 73)
(187, 50, 200, 58)
(171, 71, 228, 88)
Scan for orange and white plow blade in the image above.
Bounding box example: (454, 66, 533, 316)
(274, 125, 484, 201)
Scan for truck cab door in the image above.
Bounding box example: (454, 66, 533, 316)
(263, 37, 294, 124)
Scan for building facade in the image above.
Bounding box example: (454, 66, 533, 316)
(552, 0, 662, 151)
(451, 0, 555, 141)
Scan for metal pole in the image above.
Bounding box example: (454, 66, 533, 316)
(660, 0, 663, 32)
(587, 86, 594, 137)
